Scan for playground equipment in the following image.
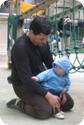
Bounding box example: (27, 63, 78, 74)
(7, 0, 84, 73)
(49, 0, 84, 73)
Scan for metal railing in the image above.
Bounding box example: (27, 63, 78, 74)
(7, 0, 84, 72)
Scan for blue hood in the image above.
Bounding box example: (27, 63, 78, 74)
(53, 57, 71, 74)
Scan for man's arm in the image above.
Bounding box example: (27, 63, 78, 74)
(41, 43, 53, 69)
(60, 75, 71, 99)
(64, 75, 71, 92)
(60, 75, 71, 105)
(12, 44, 47, 97)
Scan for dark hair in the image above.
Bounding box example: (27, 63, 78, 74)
(29, 16, 51, 35)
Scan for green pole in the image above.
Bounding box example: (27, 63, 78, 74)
(55, 2, 58, 33)
(62, 0, 66, 51)
(77, 8, 80, 46)
(72, 0, 76, 48)
(70, 0, 73, 50)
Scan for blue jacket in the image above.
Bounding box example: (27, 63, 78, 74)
(36, 57, 71, 93)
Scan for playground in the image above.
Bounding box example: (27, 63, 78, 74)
(0, 0, 84, 125)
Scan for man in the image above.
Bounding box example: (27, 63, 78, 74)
(7, 16, 74, 119)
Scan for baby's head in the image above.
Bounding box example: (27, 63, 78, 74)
(53, 57, 71, 76)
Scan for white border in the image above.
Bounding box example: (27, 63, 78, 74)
(76, 0, 84, 6)
(0, 0, 7, 6)
(0, 0, 84, 124)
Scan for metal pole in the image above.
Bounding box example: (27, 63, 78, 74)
(16, 0, 24, 38)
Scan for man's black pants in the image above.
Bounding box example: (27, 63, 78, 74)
(13, 84, 74, 119)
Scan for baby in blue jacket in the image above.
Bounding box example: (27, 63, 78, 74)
(32, 57, 71, 119)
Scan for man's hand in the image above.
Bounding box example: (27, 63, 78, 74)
(60, 89, 67, 99)
(45, 92, 60, 114)
(60, 92, 67, 105)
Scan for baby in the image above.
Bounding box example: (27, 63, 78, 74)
(32, 57, 71, 120)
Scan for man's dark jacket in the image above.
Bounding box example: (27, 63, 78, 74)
(11, 34, 53, 97)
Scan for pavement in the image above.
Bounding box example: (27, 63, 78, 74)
(0, 54, 84, 125)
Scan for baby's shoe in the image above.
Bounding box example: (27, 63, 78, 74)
(54, 111, 65, 120)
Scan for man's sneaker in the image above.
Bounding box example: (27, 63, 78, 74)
(54, 111, 65, 120)
(7, 98, 20, 109)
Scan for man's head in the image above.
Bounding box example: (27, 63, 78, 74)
(28, 16, 51, 46)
